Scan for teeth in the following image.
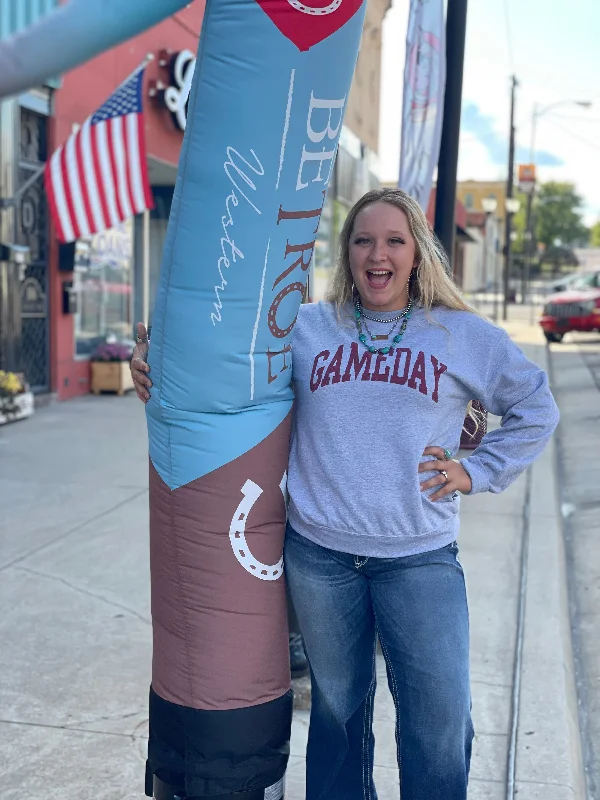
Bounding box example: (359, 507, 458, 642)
(368, 270, 391, 275)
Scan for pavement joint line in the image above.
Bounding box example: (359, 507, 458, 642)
(0, 477, 148, 491)
(0, 718, 148, 741)
(468, 778, 509, 786)
(471, 680, 513, 689)
(506, 464, 532, 800)
(12, 565, 151, 626)
(0, 487, 148, 573)
(516, 778, 577, 791)
(549, 343, 597, 800)
(60, 709, 147, 729)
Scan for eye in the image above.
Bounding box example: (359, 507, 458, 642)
(353, 236, 372, 245)
(389, 237, 406, 245)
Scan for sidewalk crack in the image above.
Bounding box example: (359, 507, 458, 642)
(0, 717, 148, 741)
(0, 489, 148, 573)
(13, 565, 151, 626)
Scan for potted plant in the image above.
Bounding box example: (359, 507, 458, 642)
(0, 370, 35, 425)
(90, 342, 135, 396)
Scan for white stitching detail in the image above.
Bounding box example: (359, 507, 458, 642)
(362, 638, 377, 799)
(374, 616, 402, 793)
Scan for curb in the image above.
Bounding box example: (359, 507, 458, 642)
(510, 340, 586, 799)
(548, 345, 595, 799)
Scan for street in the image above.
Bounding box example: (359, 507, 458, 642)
(1, 307, 599, 799)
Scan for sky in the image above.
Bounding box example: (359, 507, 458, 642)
(379, 0, 600, 225)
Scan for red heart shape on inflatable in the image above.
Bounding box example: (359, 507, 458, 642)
(256, 0, 364, 52)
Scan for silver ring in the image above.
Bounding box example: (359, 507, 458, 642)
(440, 470, 448, 482)
(136, 335, 148, 344)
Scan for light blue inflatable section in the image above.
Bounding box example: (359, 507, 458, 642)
(0, 0, 366, 491)
(0, 0, 190, 98)
(146, 0, 365, 489)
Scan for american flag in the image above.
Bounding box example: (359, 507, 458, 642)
(45, 65, 154, 244)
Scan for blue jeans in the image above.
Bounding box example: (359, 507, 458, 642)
(284, 525, 474, 800)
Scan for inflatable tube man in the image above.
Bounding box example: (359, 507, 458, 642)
(0, 1, 366, 796)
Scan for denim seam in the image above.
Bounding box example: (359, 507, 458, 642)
(362, 639, 377, 800)
(375, 620, 402, 794)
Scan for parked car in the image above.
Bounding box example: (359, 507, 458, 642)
(539, 271, 600, 343)
(549, 272, 582, 293)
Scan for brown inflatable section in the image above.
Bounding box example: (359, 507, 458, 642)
(149, 412, 293, 711)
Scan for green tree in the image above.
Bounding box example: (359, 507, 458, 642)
(534, 182, 588, 250)
(590, 220, 600, 247)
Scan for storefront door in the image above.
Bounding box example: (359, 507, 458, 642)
(16, 107, 50, 392)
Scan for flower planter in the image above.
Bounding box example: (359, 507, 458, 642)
(91, 361, 135, 396)
(0, 390, 35, 425)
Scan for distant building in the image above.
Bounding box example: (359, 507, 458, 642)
(463, 211, 503, 294)
(457, 181, 507, 294)
(574, 248, 600, 270)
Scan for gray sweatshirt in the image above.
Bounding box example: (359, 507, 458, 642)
(287, 301, 559, 558)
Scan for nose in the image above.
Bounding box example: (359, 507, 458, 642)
(370, 240, 388, 263)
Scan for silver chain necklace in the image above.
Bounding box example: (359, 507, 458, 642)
(357, 300, 412, 325)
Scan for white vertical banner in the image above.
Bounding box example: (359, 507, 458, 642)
(398, 0, 446, 211)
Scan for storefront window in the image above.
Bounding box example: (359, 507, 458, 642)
(74, 220, 134, 357)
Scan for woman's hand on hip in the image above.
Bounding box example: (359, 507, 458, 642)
(131, 322, 152, 403)
(419, 446, 472, 501)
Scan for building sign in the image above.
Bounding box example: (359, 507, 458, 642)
(518, 163, 536, 194)
(21, 276, 46, 318)
(153, 49, 196, 131)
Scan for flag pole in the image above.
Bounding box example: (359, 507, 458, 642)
(0, 163, 45, 209)
(121, 52, 155, 86)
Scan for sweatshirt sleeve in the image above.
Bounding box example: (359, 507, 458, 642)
(460, 330, 559, 495)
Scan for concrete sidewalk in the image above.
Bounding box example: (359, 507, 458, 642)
(0, 322, 584, 799)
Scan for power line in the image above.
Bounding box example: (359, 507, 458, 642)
(544, 118, 600, 153)
(550, 114, 600, 124)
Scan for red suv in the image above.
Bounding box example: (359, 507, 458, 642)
(540, 271, 600, 343)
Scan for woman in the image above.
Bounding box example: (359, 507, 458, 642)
(131, 188, 559, 800)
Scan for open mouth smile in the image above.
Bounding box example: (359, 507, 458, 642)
(366, 269, 393, 289)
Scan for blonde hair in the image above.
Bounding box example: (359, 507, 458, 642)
(325, 187, 482, 433)
(326, 187, 474, 314)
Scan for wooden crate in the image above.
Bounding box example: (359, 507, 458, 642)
(91, 361, 135, 397)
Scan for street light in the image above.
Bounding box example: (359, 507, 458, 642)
(530, 100, 592, 162)
(481, 196, 498, 311)
(523, 100, 592, 308)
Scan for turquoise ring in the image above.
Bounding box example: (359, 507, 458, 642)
(443, 448, 452, 461)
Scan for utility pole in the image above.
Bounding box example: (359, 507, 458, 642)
(434, 0, 468, 270)
(503, 76, 517, 322)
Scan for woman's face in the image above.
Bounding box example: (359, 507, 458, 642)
(348, 202, 416, 312)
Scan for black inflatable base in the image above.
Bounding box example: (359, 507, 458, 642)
(152, 775, 270, 800)
(145, 686, 293, 798)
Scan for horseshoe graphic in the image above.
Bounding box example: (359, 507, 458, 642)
(229, 473, 287, 581)
(286, 0, 342, 15)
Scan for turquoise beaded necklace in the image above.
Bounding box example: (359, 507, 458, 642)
(354, 299, 413, 355)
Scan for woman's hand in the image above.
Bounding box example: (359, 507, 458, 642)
(131, 322, 152, 403)
(418, 446, 472, 501)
